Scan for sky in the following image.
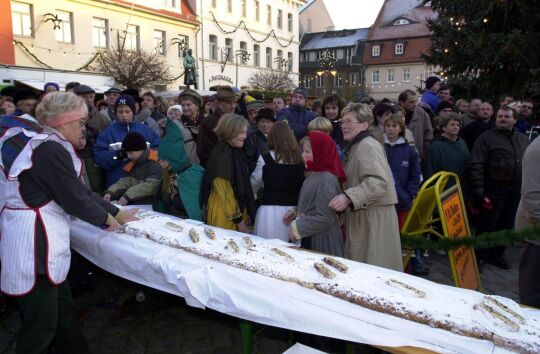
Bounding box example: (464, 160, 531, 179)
(302, 0, 385, 29)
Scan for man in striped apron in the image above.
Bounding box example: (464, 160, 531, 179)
(0, 92, 136, 354)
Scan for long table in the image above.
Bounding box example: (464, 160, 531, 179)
(70, 211, 536, 354)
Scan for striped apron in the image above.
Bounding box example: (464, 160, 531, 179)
(0, 132, 82, 296)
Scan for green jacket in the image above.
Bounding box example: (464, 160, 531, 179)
(105, 149, 162, 204)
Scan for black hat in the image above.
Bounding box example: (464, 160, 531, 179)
(121, 88, 140, 98)
(13, 89, 38, 104)
(255, 108, 276, 122)
(65, 82, 81, 91)
(122, 132, 147, 152)
(73, 85, 95, 95)
(292, 87, 308, 100)
(0, 86, 19, 98)
(425, 76, 441, 90)
(437, 100, 454, 113)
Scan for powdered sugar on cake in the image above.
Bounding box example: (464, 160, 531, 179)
(120, 211, 540, 353)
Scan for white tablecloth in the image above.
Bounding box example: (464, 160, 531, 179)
(70, 211, 533, 354)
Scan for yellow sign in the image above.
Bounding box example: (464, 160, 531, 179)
(441, 189, 480, 290)
(402, 172, 482, 291)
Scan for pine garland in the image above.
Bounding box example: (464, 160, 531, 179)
(210, 12, 295, 48)
(401, 224, 540, 251)
(14, 41, 53, 69)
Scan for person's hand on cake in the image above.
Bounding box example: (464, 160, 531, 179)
(115, 208, 140, 224)
(282, 209, 297, 225)
(237, 220, 250, 233)
(118, 196, 128, 206)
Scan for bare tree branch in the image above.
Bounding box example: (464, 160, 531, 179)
(248, 70, 296, 92)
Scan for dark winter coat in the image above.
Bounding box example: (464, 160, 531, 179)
(384, 137, 421, 211)
(243, 130, 268, 173)
(461, 118, 495, 151)
(469, 128, 529, 196)
(276, 105, 316, 141)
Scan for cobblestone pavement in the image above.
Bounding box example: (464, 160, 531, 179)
(0, 245, 525, 354)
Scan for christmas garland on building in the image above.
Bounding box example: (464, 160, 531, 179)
(400, 224, 540, 251)
(209, 12, 295, 48)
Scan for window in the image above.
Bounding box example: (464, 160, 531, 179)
(267, 5, 272, 25)
(227, 0, 232, 13)
(276, 49, 283, 70)
(307, 18, 312, 33)
(395, 43, 404, 55)
(211, 0, 216, 8)
(372, 70, 380, 83)
(240, 41, 247, 63)
(287, 13, 293, 32)
(334, 73, 343, 87)
(308, 51, 316, 62)
(372, 45, 380, 57)
(11, 1, 33, 37)
(394, 19, 410, 25)
(277, 9, 283, 29)
(287, 52, 293, 71)
(153, 30, 166, 55)
(336, 49, 344, 60)
(92, 18, 108, 48)
(350, 72, 359, 86)
(209, 35, 217, 60)
(255, 1, 260, 21)
(55, 10, 73, 43)
(124, 24, 139, 50)
(387, 69, 395, 82)
(266, 47, 272, 68)
(304, 75, 312, 88)
(316, 75, 323, 88)
(241, 0, 246, 17)
(403, 68, 411, 82)
(225, 38, 233, 62)
(177, 35, 189, 57)
(253, 44, 260, 66)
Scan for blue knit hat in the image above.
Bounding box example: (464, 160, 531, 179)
(425, 76, 441, 90)
(43, 82, 59, 91)
(114, 94, 136, 115)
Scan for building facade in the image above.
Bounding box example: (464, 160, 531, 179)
(1, 0, 198, 92)
(191, 0, 305, 90)
(298, 0, 334, 36)
(299, 28, 368, 101)
(363, 0, 438, 100)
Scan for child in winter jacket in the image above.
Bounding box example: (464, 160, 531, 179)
(103, 132, 162, 205)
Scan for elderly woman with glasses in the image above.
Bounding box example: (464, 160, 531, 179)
(0, 92, 138, 354)
(329, 103, 403, 272)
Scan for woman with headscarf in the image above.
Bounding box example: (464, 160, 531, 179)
(155, 118, 205, 221)
(329, 103, 403, 271)
(285, 131, 346, 256)
(201, 113, 255, 232)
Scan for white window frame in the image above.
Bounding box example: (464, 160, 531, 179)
(387, 69, 395, 83)
(267, 5, 272, 25)
(277, 9, 283, 29)
(92, 18, 108, 48)
(124, 24, 139, 51)
(255, 1, 260, 21)
(395, 43, 404, 55)
(209, 35, 217, 60)
(55, 10, 73, 43)
(287, 52, 293, 71)
(241, 0, 246, 17)
(227, 0, 232, 13)
(225, 38, 233, 62)
(372, 45, 380, 57)
(153, 30, 166, 55)
(253, 44, 260, 66)
(403, 68, 411, 82)
(334, 73, 343, 87)
(336, 48, 344, 60)
(372, 70, 380, 83)
(177, 34, 189, 57)
(287, 13, 293, 32)
(11, 1, 33, 37)
(308, 51, 316, 62)
(266, 47, 272, 69)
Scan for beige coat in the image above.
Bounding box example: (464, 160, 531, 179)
(343, 136, 403, 271)
(408, 106, 433, 161)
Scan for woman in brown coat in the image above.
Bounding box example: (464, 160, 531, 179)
(329, 103, 403, 271)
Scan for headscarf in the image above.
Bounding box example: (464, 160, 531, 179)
(306, 131, 346, 184)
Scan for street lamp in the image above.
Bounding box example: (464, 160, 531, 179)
(235, 49, 250, 87)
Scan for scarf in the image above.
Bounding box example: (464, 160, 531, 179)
(343, 130, 371, 156)
(306, 131, 346, 184)
(201, 141, 256, 222)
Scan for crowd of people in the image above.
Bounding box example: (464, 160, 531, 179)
(1, 77, 540, 352)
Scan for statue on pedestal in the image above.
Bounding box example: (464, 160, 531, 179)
(183, 48, 198, 90)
